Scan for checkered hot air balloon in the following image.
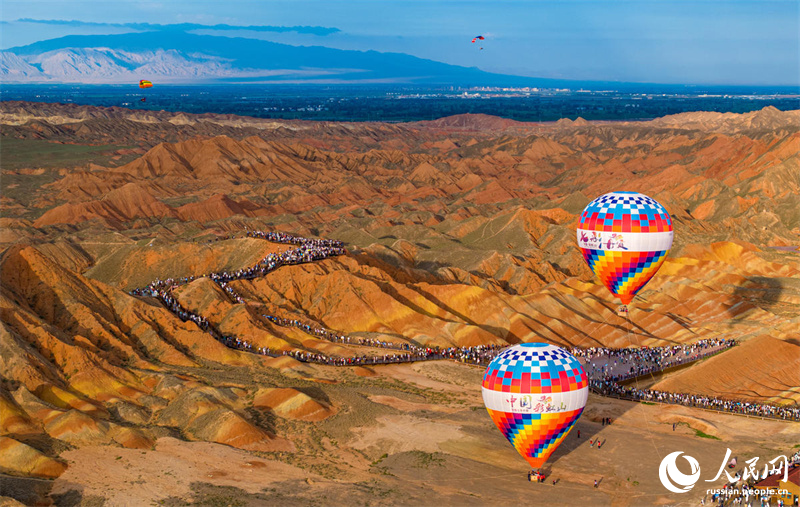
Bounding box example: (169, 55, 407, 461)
(481, 343, 588, 469)
(577, 191, 673, 305)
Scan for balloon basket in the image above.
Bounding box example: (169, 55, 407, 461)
(616, 305, 629, 316)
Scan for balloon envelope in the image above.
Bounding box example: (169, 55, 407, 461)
(482, 343, 588, 468)
(577, 191, 673, 305)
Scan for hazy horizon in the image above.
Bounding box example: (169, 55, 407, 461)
(1, 0, 798, 87)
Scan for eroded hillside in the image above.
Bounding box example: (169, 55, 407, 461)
(1, 103, 798, 500)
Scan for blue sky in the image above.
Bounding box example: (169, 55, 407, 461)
(1, 0, 798, 85)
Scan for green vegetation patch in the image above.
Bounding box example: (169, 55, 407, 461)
(0, 170, 60, 213)
(693, 429, 721, 440)
(409, 450, 446, 469)
(676, 422, 721, 440)
(1, 137, 131, 170)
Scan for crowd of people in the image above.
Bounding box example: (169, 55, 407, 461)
(574, 338, 735, 383)
(129, 230, 504, 369)
(572, 339, 732, 364)
(129, 231, 345, 299)
(217, 281, 246, 304)
(209, 233, 345, 303)
(592, 377, 800, 421)
(210, 231, 345, 285)
(262, 314, 387, 348)
(261, 313, 502, 364)
(129, 230, 800, 424)
(218, 333, 499, 367)
(138, 283, 212, 333)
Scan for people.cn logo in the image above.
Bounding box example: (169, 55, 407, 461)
(659, 451, 701, 493)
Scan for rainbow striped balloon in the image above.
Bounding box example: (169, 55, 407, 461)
(577, 191, 673, 305)
(481, 343, 588, 469)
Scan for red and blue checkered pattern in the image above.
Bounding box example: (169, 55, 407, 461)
(580, 191, 672, 233)
(482, 343, 588, 394)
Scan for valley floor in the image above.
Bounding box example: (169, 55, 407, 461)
(4, 360, 799, 507)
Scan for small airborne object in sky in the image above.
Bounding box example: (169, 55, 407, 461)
(139, 80, 153, 89)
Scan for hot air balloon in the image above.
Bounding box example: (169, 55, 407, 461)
(482, 343, 588, 471)
(577, 191, 673, 309)
(139, 80, 153, 89)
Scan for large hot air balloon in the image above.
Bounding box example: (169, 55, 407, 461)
(139, 80, 153, 89)
(482, 343, 588, 471)
(577, 191, 673, 307)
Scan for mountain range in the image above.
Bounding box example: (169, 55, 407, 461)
(1, 31, 545, 85)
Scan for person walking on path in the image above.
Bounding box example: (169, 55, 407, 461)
(594, 479, 598, 488)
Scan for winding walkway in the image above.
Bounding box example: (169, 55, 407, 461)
(129, 231, 799, 422)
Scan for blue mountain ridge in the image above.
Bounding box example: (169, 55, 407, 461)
(4, 31, 595, 87)
(7, 31, 532, 85)
(7, 31, 797, 92)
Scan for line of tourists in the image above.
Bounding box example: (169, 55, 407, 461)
(129, 230, 798, 423)
(591, 373, 800, 421)
(575, 338, 735, 383)
(261, 313, 501, 363)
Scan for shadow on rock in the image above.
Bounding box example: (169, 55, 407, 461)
(728, 276, 784, 317)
